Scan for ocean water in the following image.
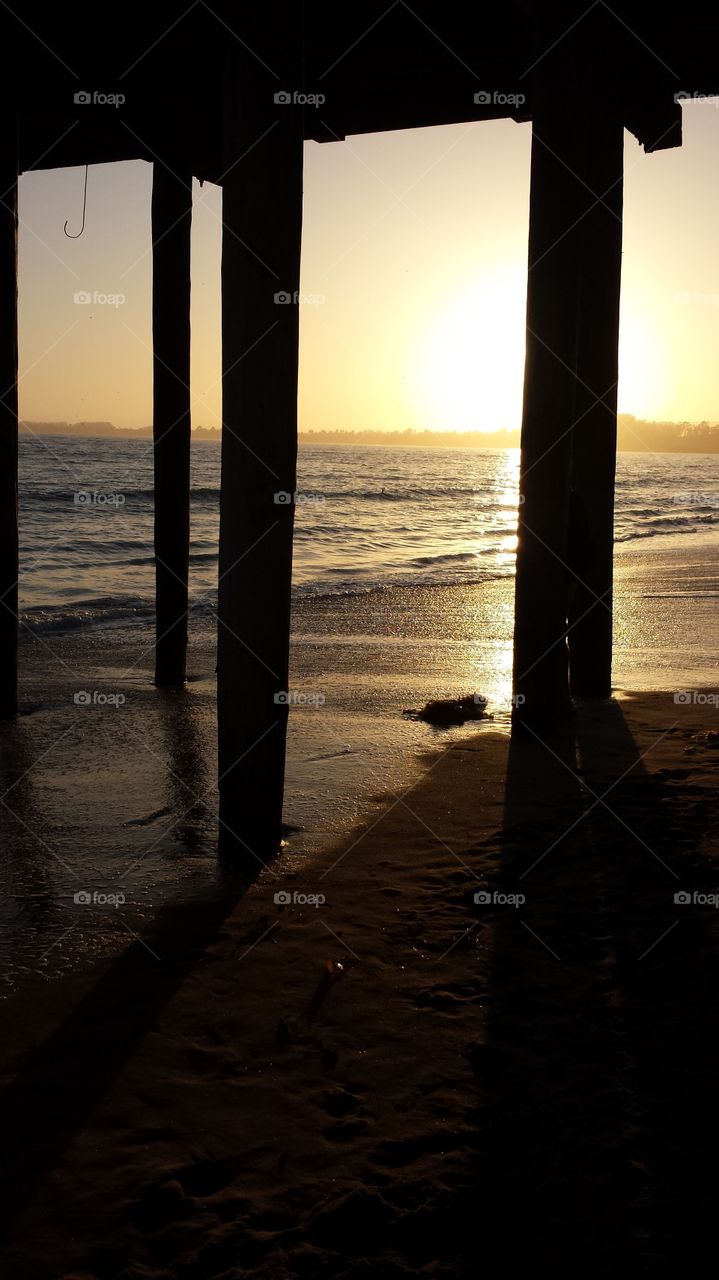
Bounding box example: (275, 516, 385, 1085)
(3, 435, 719, 991)
(17, 436, 719, 630)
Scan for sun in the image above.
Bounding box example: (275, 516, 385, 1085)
(617, 296, 670, 421)
(407, 264, 528, 432)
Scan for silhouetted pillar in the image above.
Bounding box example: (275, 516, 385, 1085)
(152, 162, 192, 687)
(217, 40, 303, 859)
(512, 81, 588, 727)
(568, 114, 624, 698)
(0, 114, 18, 719)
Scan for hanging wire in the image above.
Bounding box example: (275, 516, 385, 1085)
(64, 165, 88, 238)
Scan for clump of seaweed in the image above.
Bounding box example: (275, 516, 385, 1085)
(403, 694, 489, 726)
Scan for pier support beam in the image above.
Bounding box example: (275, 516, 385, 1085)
(0, 115, 18, 719)
(152, 162, 193, 687)
(217, 42, 303, 860)
(568, 113, 624, 698)
(512, 83, 586, 728)
(512, 84, 624, 726)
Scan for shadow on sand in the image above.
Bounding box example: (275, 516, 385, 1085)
(0, 698, 717, 1275)
(466, 699, 719, 1272)
(0, 689, 268, 1238)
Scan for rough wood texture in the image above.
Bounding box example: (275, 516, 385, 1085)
(0, 115, 18, 719)
(217, 34, 304, 860)
(152, 162, 192, 687)
(512, 77, 588, 727)
(568, 113, 624, 698)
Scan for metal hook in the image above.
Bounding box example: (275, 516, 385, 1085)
(64, 165, 88, 239)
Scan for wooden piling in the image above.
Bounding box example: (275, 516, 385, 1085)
(217, 43, 304, 859)
(568, 113, 624, 698)
(0, 114, 18, 719)
(512, 80, 587, 728)
(152, 162, 192, 687)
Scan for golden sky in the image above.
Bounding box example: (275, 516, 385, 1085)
(17, 102, 719, 432)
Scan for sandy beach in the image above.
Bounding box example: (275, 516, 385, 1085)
(7, 5, 719, 1264)
(0, 685, 717, 1276)
(0, 531, 716, 1275)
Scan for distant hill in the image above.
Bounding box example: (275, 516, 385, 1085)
(19, 422, 221, 441)
(20, 421, 123, 437)
(17, 417, 719, 453)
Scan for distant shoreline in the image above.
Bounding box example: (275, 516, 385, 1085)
(18, 419, 719, 454)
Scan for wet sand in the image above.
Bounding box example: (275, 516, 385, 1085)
(0, 535, 717, 989)
(0, 690, 717, 1276)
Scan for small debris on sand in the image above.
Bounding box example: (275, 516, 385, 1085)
(403, 693, 489, 726)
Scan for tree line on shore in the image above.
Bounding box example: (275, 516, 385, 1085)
(18, 416, 719, 453)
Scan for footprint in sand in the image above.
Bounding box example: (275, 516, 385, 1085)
(314, 1085, 373, 1141)
(316, 1086, 366, 1118)
(371, 1130, 464, 1167)
(174, 1157, 244, 1198)
(414, 982, 485, 1011)
(129, 1179, 191, 1231)
(312, 1080, 368, 1141)
(322, 1118, 372, 1142)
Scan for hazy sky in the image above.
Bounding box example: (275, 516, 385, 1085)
(17, 100, 719, 432)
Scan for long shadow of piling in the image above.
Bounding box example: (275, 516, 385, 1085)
(0, 689, 272, 1238)
(0, 864, 269, 1237)
(466, 700, 719, 1273)
(575, 702, 719, 1269)
(0, 722, 61, 939)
